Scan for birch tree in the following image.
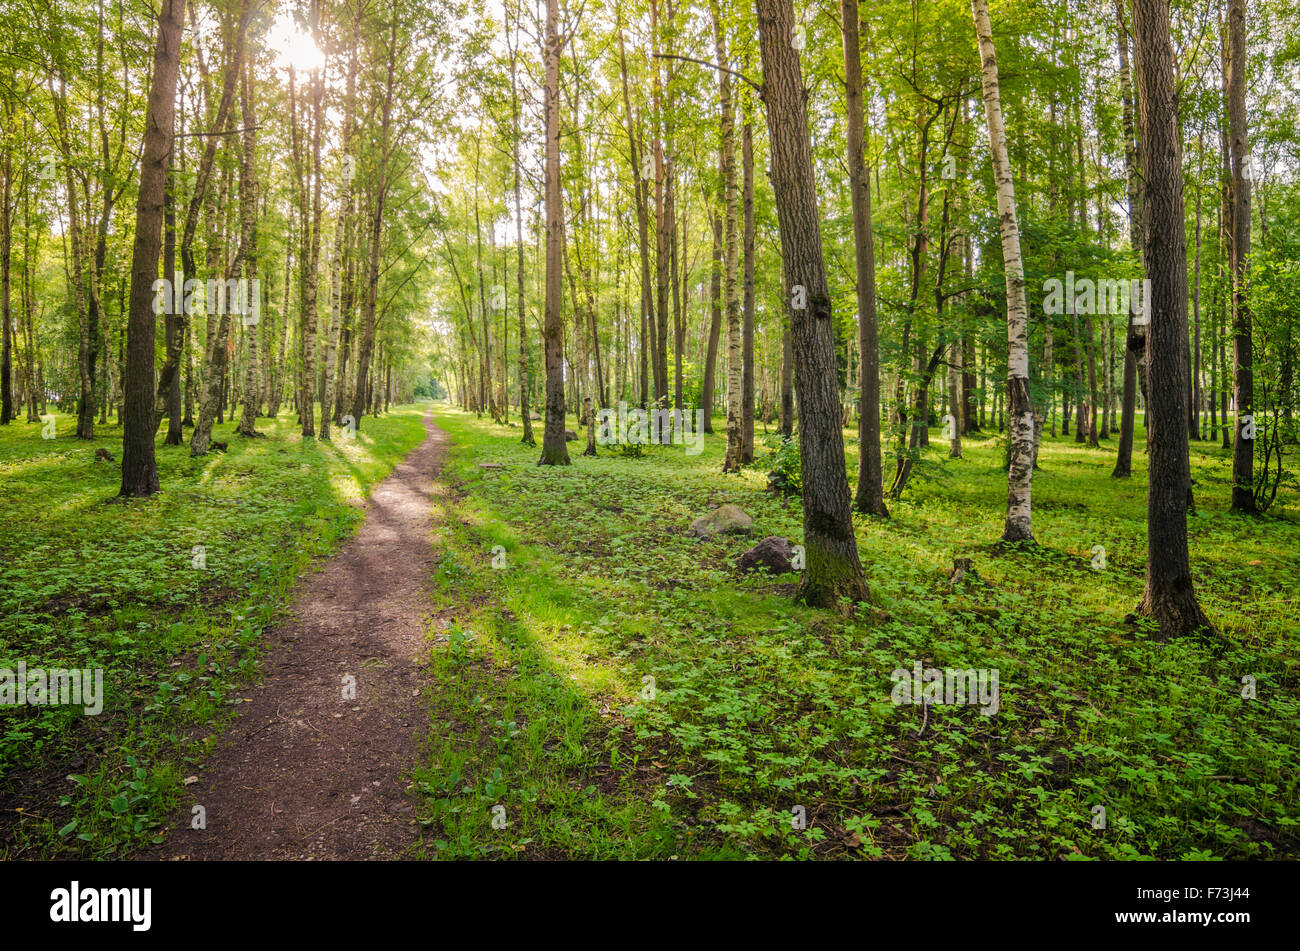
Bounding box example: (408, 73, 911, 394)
(971, 0, 1034, 543)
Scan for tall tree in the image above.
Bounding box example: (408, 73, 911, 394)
(1226, 0, 1255, 513)
(1112, 0, 1144, 478)
(537, 0, 569, 466)
(713, 0, 743, 473)
(350, 10, 398, 431)
(509, 0, 533, 445)
(971, 0, 1034, 542)
(842, 0, 888, 517)
(616, 13, 654, 411)
(234, 59, 262, 440)
(120, 0, 184, 497)
(297, 8, 325, 439)
(1131, 0, 1213, 637)
(740, 116, 756, 464)
(0, 126, 11, 426)
(321, 5, 362, 442)
(756, 0, 869, 610)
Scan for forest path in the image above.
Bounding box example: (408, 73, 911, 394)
(146, 409, 447, 860)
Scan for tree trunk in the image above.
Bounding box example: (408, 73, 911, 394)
(511, 2, 534, 445)
(0, 140, 11, 426)
(162, 144, 184, 444)
(193, 65, 256, 457)
(843, 0, 888, 517)
(703, 209, 723, 433)
(1191, 158, 1203, 440)
(616, 16, 654, 412)
(714, 0, 743, 473)
(298, 52, 325, 439)
(120, 0, 183, 496)
(235, 60, 263, 439)
(779, 320, 794, 437)
(948, 338, 963, 458)
(155, 0, 247, 435)
(1085, 314, 1099, 447)
(350, 16, 397, 431)
(1226, 0, 1255, 513)
(963, 333, 979, 434)
(650, 0, 669, 416)
(741, 119, 756, 464)
(757, 0, 869, 610)
(972, 0, 1035, 542)
(1113, 0, 1145, 477)
(321, 13, 361, 441)
(538, 0, 569, 466)
(20, 167, 40, 423)
(1132, 0, 1213, 637)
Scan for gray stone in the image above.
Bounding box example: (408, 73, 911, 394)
(691, 504, 753, 539)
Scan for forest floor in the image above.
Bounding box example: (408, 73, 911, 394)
(409, 406, 1299, 860)
(2, 401, 1297, 860)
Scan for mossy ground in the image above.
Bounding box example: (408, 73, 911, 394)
(413, 406, 1298, 860)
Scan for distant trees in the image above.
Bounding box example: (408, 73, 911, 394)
(3, 0, 1293, 620)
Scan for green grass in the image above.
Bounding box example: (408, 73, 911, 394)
(415, 405, 1299, 860)
(0, 402, 430, 858)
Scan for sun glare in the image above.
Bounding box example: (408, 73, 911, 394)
(268, 13, 325, 73)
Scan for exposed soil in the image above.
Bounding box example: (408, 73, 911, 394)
(143, 410, 447, 860)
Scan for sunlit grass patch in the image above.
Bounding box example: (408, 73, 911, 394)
(418, 404, 1299, 860)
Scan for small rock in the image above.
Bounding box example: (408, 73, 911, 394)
(478, 462, 503, 470)
(690, 504, 753, 539)
(737, 536, 795, 574)
(565, 429, 578, 441)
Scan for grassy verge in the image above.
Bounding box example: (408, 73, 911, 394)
(417, 405, 1298, 860)
(0, 403, 429, 858)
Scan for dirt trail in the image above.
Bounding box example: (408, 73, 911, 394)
(146, 410, 446, 860)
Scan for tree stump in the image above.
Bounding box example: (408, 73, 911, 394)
(944, 557, 978, 591)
